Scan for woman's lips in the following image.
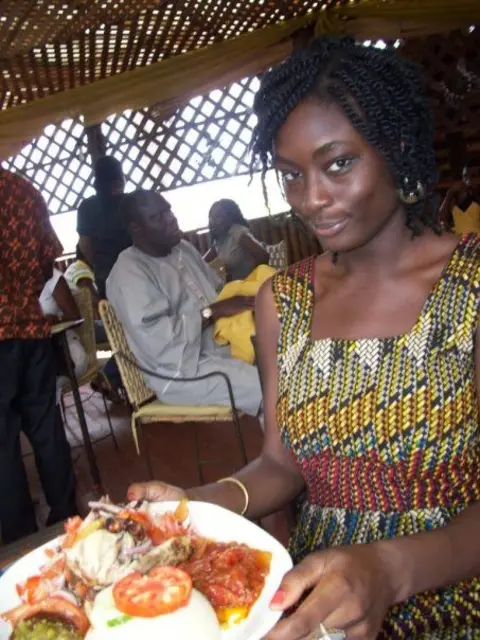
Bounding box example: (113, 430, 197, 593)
(311, 218, 349, 238)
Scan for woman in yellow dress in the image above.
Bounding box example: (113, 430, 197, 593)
(440, 163, 480, 234)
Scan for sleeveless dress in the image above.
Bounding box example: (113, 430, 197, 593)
(272, 233, 480, 639)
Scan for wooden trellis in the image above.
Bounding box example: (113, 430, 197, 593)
(104, 76, 260, 191)
(1, 75, 261, 215)
(1, 29, 479, 219)
(1, 116, 92, 215)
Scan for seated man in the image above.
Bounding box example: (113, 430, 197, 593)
(106, 190, 262, 417)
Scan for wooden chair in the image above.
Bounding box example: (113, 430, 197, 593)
(266, 240, 289, 270)
(60, 288, 118, 449)
(98, 300, 248, 480)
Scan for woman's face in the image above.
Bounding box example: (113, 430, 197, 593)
(273, 99, 402, 253)
(209, 203, 230, 237)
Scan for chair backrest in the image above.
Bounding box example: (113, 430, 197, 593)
(73, 287, 97, 373)
(99, 300, 156, 410)
(266, 240, 289, 270)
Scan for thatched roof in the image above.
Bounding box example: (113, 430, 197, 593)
(0, 0, 325, 110)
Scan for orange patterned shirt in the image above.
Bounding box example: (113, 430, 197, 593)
(0, 169, 63, 340)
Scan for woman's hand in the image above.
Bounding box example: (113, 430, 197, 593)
(265, 543, 400, 640)
(127, 481, 186, 503)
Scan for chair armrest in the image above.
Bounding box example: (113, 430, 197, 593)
(113, 351, 239, 415)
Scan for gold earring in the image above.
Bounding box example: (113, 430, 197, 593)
(398, 178, 426, 205)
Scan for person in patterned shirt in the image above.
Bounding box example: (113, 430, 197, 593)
(0, 168, 78, 543)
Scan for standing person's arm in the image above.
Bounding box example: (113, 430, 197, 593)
(78, 237, 95, 268)
(77, 200, 95, 268)
(52, 276, 81, 322)
(128, 278, 305, 517)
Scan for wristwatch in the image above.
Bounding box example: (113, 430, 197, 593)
(201, 306, 213, 321)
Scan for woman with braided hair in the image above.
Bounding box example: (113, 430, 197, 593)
(127, 37, 480, 638)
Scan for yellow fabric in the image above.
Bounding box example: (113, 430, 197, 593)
(1, 0, 478, 161)
(214, 265, 276, 365)
(453, 202, 480, 236)
(135, 401, 233, 419)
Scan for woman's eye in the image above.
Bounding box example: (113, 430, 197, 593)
(280, 170, 302, 183)
(327, 157, 355, 174)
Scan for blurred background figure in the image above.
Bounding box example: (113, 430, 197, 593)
(205, 199, 269, 281)
(0, 168, 78, 544)
(77, 156, 131, 299)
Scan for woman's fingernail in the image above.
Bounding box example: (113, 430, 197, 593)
(270, 589, 286, 607)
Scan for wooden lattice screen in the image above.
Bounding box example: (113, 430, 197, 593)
(1, 116, 93, 215)
(0, 76, 260, 215)
(104, 76, 260, 191)
(2, 29, 478, 219)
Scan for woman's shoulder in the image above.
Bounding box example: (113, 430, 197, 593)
(272, 255, 316, 297)
(228, 223, 251, 240)
(456, 233, 480, 287)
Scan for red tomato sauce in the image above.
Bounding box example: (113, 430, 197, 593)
(180, 540, 271, 612)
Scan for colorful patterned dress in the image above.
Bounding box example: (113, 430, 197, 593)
(273, 233, 480, 639)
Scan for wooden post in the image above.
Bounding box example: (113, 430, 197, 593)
(85, 124, 107, 165)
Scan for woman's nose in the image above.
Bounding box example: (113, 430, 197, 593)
(302, 174, 332, 217)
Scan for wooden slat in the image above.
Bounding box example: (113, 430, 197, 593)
(129, 9, 154, 71)
(79, 31, 87, 86)
(100, 24, 111, 79)
(88, 29, 96, 83)
(121, 16, 139, 73)
(54, 42, 65, 92)
(66, 39, 75, 89)
(28, 49, 44, 98)
(150, 0, 181, 63)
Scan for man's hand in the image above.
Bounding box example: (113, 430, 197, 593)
(211, 296, 255, 320)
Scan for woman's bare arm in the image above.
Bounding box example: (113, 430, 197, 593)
(382, 320, 480, 603)
(239, 234, 270, 267)
(52, 276, 81, 321)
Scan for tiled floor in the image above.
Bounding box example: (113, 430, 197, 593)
(21, 387, 290, 546)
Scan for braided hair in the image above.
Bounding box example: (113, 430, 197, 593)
(209, 198, 251, 244)
(250, 36, 440, 235)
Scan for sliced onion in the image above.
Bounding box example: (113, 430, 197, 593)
(124, 541, 152, 556)
(88, 501, 123, 514)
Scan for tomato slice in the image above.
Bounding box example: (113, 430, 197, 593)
(113, 567, 192, 618)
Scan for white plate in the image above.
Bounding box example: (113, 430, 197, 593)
(0, 501, 293, 640)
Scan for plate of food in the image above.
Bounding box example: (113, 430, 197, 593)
(0, 498, 292, 639)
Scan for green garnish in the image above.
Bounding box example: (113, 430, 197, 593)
(107, 614, 133, 628)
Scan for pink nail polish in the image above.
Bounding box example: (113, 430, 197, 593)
(270, 589, 286, 607)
